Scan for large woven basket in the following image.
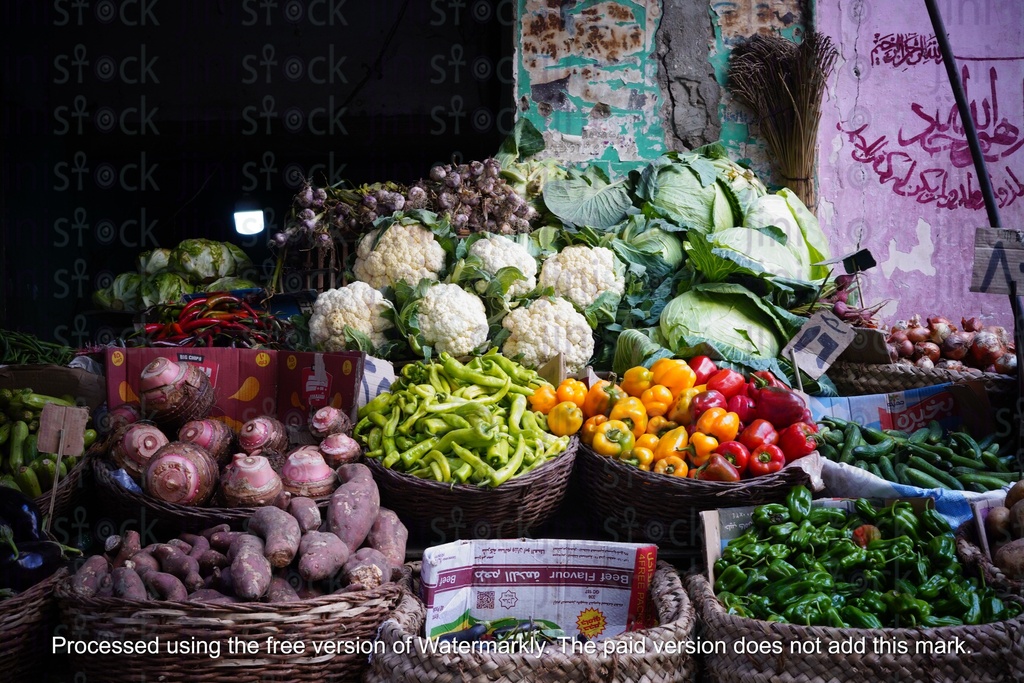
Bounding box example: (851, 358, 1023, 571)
(575, 446, 816, 554)
(956, 520, 1024, 595)
(0, 567, 69, 678)
(54, 575, 403, 683)
(827, 360, 1016, 398)
(686, 572, 1024, 682)
(365, 560, 696, 683)
(364, 438, 577, 545)
(33, 448, 95, 528)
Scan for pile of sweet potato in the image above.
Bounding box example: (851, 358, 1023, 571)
(68, 463, 408, 602)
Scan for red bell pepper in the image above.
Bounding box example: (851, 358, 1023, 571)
(726, 394, 757, 425)
(706, 368, 747, 400)
(714, 440, 750, 477)
(687, 355, 718, 386)
(748, 444, 786, 477)
(748, 370, 785, 394)
(777, 422, 819, 463)
(751, 386, 808, 430)
(689, 390, 728, 423)
(695, 453, 741, 482)
(739, 419, 778, 452)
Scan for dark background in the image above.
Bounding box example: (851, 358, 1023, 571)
(2, 0, 514, 345)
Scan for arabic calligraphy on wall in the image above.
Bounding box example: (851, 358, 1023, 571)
(872, 32, 942, 68)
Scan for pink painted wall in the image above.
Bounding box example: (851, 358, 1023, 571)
(817, 0, 1024, 329)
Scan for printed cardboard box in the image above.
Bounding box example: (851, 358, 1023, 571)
(420, 539, 657, 641)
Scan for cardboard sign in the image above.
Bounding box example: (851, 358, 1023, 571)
(782, 310, 857, 380)
(970, 227, 1024, 294)
(37, 404, 90, 457)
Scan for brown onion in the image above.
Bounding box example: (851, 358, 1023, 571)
(935, 359, 966, 371)
(890, 320, 909, 332)
(914, 342, 941, 363)
(280, 448, 337, 498)
(111, 422, 170, 483)
(970, 331, 1006, 368)
(220, 453, 283, 507)
(984, 325, 1012, 349)
(896, 339, 915, 358)
(179, 419, 236, 467)
(144, 442, 218, 506)
(238, 415, 289, 454)
(888, 329, 909, 345)
(887, 344, 899, 362)
(940, 332, 971, 361)
(139, 358, 215, 429)
(319, 433, 362, 467)
(907, 327, 931, 344)
(928, 321, 954, 345)
(915, 357, 935, 370)
(995, 353, 1018, 375)
(961, 316, 983, 333)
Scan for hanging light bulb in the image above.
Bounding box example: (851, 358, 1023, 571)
(233, 197, 264, 235)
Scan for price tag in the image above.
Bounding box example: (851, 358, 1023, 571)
(37, 404, 89, 457)
(782, 310, 857, 380)
(813, 248, 876, 274)
(970, 227, 1024, 294)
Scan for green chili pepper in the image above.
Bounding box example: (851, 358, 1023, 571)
(840, 605, 883, 629)
(786, 485, 812, 523)
(917, 574, 948, 600)
(715, 565, 748, 594)
(806, 507, 848, 528)
(489, 436, 527, 487)
(766, 559, 799, 581)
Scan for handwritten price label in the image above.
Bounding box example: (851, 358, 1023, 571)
(782, 310, 857, 380)
(970, 227, 1024, 295)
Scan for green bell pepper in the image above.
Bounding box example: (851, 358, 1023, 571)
(882, 590, 932, 627)
(841, 605, 883, 629)
(927, 535, 957, 568)
(786, 485, 812, 523)
(715, 565, 748, 594)
(766, 559, 799, 581)
(752, 503, 791, 529)
(807, 507, 848, 528)
(917, 575, 948, 600)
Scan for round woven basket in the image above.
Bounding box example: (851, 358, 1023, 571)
(574, 446, 815, 552)
(32, 455, 89, 525)
(827, 360, 1016, 398)
(91, 457, 330, 535)
(686, 572, 1024, 682)
(54, 576, 403, 683)
(364, 438, 578, 545)
(956, 520, 1024, 595)
(366, 560, 696, 683)
(0, 567, 69, 678)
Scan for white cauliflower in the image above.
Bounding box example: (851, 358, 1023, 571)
(468, 234, 538, 297)
(417, 283, 489, 357)
(538, 244, 625, 310)
(308, 281, 395, 351)
(501, 296, 594, 374)
(352, 222, 446, 290)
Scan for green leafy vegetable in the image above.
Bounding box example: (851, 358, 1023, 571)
(543, 166, 633, 229)
(743, 188, 831, 280)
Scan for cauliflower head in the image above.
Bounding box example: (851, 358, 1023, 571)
(309, 281, 394, 351)
(417, 283, 489, 357)
(501, 296, 594, 374)
(538, 245, 625, 310)
(468, 234, 538, 297)
(353, 222, 446, 290)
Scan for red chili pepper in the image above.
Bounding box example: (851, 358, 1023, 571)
(748, 444, 786, 477)
(143, 323, 164, 335)
(687, 355, 719, 386)
(178, 296, 209, 322)
(204, 292, 242, 311)
(739, 419, 778, 452)
(777, 422, 819, 463)
(714, 440, 751, 477)
(182, 318, 221, 333)
(706, 369, 747, 400)
(695, 453, 741, 482)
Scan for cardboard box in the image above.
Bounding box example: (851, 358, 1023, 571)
(0, 364, 106, 410)
(104, 347, 364, 431)
(420, 539, 658, 641)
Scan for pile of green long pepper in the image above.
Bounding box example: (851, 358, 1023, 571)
(816, 417, 1021, 492)
(354, 351, 570, 486)
(714, 486, 1022, 628)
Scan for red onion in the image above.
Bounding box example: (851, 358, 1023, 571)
(144, 442, 219, 506)
(961, 316, 983, 333)
(940, 332, 971, 361)
(928, 321, 953, 345)
(984, 325, 1012, 349)
(995, 353, 1017, 375)
(219, 453, 283, 507)
(969, 331, 1006, 368)
(238, 415, 289, 454)
(927, 316, 952, 327)
(139, 358, 215, 429)
(891, 320, 909, 332)
(896, 339, 914, 358)
(915, 357, 935, 370)
(319, 432, 362, 467)
(179, 419, 236, 467)
(888, 330, 909, 345)
(104, 401, 142, 435)
(907, 327, 931, 344)
(887, 344, 899, 363)
(111, 422, 170, 483)
(280, 448, 337, 498)
(914, 342, 941, 363)
(309, 406, 352, 439)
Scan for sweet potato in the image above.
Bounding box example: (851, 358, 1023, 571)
(229, 535, 272, 600)
(248, 506, 302, 569)
(188, 588, 237, 603)
(125, 551, 160, 577)
(327, 466, 380, 553)
(111, 567, 148, 601)
(336, 462, 373, 486)
(197, 549, 230, 575)
(209, 530, 247, 553)
(288, 497, 322, 534)
(297, 531, 349, 582)
(204, 567, 234, 596)
(342, 547, 389, 589)
(96, 574, 114, 598)
(166, 538, 193, 554)
(267, 576, 301, 602)
(70, 555, 112, 598)
(180, 533, 211, 560)
(144, 571, 188, 601)
(106, 531, 142, 568)
(200, 523, 231, 540)
(365, 507, 408, 568)
(152, 544, 204, 591)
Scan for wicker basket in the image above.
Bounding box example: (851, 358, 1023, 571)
(686, 572, 1024, 682)
(827, 360, 1016, 398)
(32, 449, 95, 527)
(0, 567, 69, 678)
(956, 520, 1024, 595)
(54, 576, 402, 683)
(575, 446, 817, 553)
(365, 561, 697, 683)
(364, 438, 578, 545)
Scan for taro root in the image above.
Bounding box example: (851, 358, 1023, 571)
(238, 415, 289, 454)
(144, 441, 219, 507)
(280, 447, 337, 498)
(220, 453, 283, 507)
(309, 406, 353, 439)
(179, 418, 236, 466)
(110, 422, 170, 483)
(102, 401, 142, 435)
(319, 432, 362, 468)
(139, 357, 215, 430)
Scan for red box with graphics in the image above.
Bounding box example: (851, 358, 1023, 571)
(104, 347, 363, 432)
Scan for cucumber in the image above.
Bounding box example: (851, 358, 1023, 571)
(24, 434, 38, 464)
(957, 472, 1015, 491)
(13, 465, 42, 497)
(949, 454, 986, 470)
(877, 456, 899, 483)
(31, 458, 57, 492)
(904, 467, 947, 490)
(7, 421, 29, 472)
(0, 474, 19, 491)
(906, 456, 964, 490)
(839, 424, 861, 464)
(0, 423, 9, 447)
(853, 439, 896, 461)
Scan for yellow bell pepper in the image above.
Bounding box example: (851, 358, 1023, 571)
(582, 380, 626, 419)
(694, 407, 741, 442)
(580, 414, 608, 447)
(635, 433, 660, 452)
(667, 385, 704, 425)
(646, 416, 678, 438)
(687, 432, 718, 468)
(631, 446, 655, 471)
(653, 426, 689, 462)
(651, 358, 696, 398)
(555, 378, 588, 409)
(528, 384, 558, 415)
(591, 419, 636, 457)
(640, 384, 673, 418)
(548, 400, 583, 437)
(608, 396, 648, 439)
(621, 366, 654, 397)
(654, 454, 688, 477)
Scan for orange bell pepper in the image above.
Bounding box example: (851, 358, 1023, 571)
(621, 366, 654, 397)
(646, 416, 679, 438)
(667, 385, 704, 425)
(653, 426, 689, 462)
(591, 419, 636, 457)
(631, 446, 655, 471)
(687, 432, 719, 468)
(582, 379, 626, 419)
(528, 384, 558, 415)
(555, 378, 588, 408)
(547, 401, 583, 437)
(654, 454, 688, 477)
(635, 433, 660, 452)
(580, 414, 608, 447)
(651, 358, 696, 398)
(608, 396, 648, 439)
(694, 407, 741, 442)
(640, 384, 673, 418)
